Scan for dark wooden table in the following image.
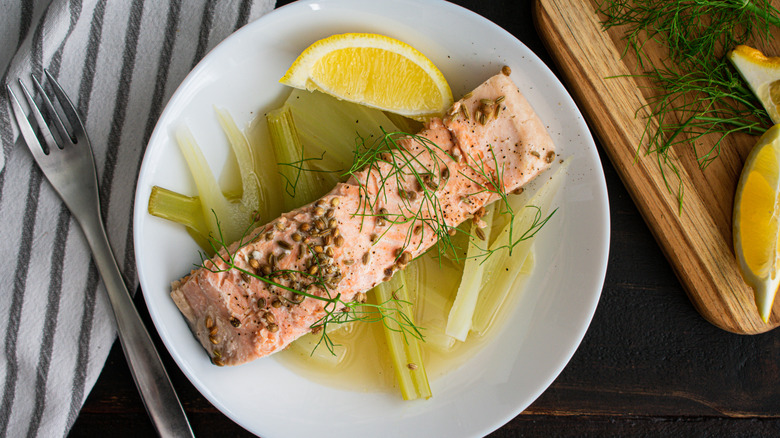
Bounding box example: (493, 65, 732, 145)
(69, 1, 780, 436)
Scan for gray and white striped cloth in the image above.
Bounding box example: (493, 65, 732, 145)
(0, 0, 275, 436)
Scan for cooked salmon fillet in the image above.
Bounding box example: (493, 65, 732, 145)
(171, 72, 555, 366)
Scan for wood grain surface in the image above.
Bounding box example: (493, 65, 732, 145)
(535, 0, 780, 334)
(68, 1, 780, 437)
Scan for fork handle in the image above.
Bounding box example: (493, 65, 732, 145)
(78, 213, 194, 438)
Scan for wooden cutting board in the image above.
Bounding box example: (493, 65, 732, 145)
(534, 0, 780, 334)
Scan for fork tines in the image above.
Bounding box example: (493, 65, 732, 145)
(6, 70, 84, 156)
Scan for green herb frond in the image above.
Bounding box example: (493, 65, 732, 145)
(277, 151, 337, 198)
(346, 129, 460, 260)
(598, 0, 779, 66)
(596, 0, 778, 207)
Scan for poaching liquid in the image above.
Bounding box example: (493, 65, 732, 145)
(275, 250, 531, 394)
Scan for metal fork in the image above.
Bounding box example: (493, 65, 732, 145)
(6, 71, 194, 437)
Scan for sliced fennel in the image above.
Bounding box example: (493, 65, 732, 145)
(147, 186, 212, 251)
(471, 160, 569, 334)
(175, 124, 258, 247)
(284, 89, 402, 176)
(445, 204, 497, 341)
(473, 249, 535, 334)
(214, 108, 270, 220)
(267, 89, 405, 208)
(149, 108, 270, 251)
(267, 106, 324, 210)
(410, 253, 461, 352)
(488, 190, 529, 247)
(246, 114, 285, 220)
(374, 273, 431, 400)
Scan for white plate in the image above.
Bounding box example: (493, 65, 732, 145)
(133, 0, 609, 436)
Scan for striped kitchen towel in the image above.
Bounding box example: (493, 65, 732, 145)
(0, 0, 275, 436)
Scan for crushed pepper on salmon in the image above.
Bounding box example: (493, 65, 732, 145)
(170, 72, 555, 366)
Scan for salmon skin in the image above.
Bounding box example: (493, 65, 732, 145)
(170, 72, 555, 366)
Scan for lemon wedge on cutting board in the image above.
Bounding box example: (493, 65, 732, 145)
(728, 45, 780, 124)
(733, 124, 780, 323)
(280, 33, 453, 118)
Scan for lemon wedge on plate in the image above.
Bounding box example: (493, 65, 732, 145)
(733, 124, 780, 323)
(728, 45, 780, 124)
(280, 33, 453, 118)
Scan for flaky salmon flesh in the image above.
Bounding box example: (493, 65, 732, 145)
(170, 72, 555, 366)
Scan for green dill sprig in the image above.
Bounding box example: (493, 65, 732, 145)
(277, 151, 337, 198)
(456, 205, 558, 268)
(595, 0, 779, 208)
(493, 205, 556, 254)
(347, 129, 460, 260)
(196, 211, 423, 355)
(456, 149, 557, 260)
(636, 57, 768, 163)
(598, 0, 780, 68)
(624, 55, 770, 212)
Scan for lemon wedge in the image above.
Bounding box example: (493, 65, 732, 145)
(728, 45, 780, 124)
(280, 33, 453, 118)
(733, 124, 780, 323)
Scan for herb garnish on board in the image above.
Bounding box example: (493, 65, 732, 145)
(596, 0, 780, 207)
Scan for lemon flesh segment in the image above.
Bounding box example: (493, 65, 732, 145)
(734, 124, 780, 322)
(280, 33, 453, 118)
(728, 45, 780, 124)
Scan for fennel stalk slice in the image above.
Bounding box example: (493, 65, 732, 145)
(375, 272, 432, 400)
(149, 108, 279, 252)
(175, 123, 258, 246)
(408, 249, 461, 352)
(472, 160, 569, 334)
(446, 204, 497, 341)
(147, 186, 211, 251)
(285, 88, 404, 177)
(267, 106, 324, 210)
